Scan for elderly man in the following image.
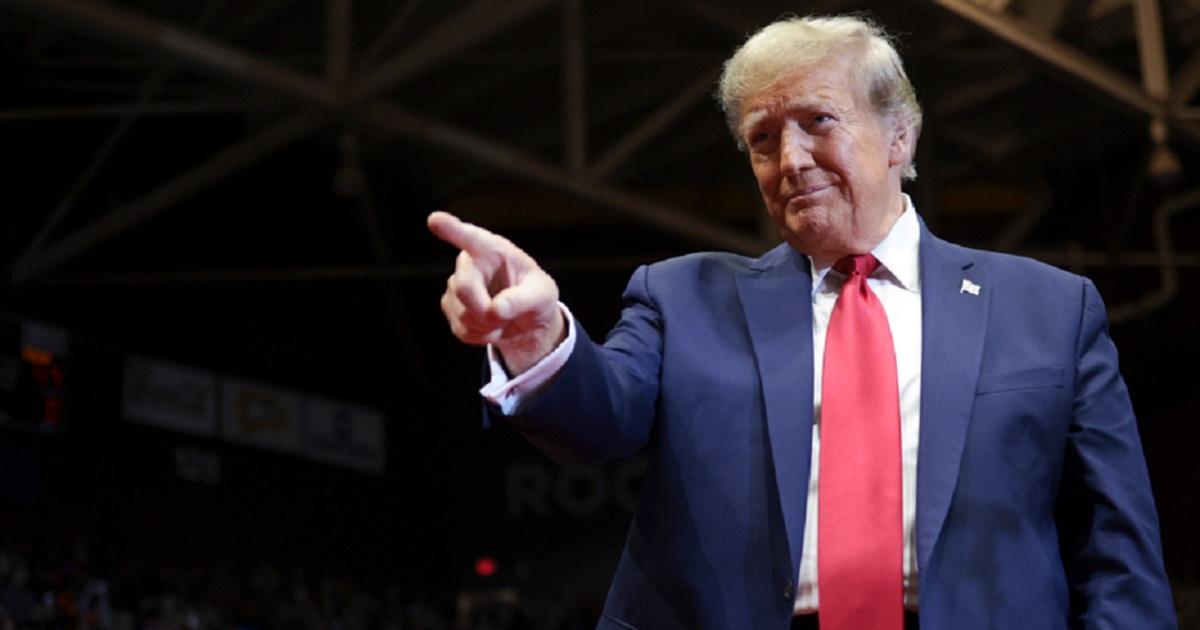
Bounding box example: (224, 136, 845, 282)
(428, 14, 1175, 630)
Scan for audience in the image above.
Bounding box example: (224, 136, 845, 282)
(0, 532, 425, 630)
(0, 527, 1192, 629)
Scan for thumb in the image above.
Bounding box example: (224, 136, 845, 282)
(491, 295, 515, 321)
(489, 276, 557, 323)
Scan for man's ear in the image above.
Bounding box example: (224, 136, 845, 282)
(888, 122, 915, 168)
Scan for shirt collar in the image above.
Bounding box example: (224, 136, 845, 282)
(809, 194, 922, 295)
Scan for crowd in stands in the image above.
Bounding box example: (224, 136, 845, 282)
(1, 530, 1195, 629)
(0, 531, 586, 630)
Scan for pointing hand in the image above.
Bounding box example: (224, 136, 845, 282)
(428, 211, 566, 375)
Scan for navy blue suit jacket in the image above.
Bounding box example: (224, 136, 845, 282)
(496, 221, 1175, 629)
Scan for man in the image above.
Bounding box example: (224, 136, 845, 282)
(428, 14, 1176, 630)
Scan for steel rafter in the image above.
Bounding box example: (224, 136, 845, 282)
(3, 0, 765, 283)
(925, 0, 1200, 149)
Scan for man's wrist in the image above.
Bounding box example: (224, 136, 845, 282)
(495, 310, 568, 375)
(481, 303, 577, 415)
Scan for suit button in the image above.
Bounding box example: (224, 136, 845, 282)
(783, 580, 794, 599)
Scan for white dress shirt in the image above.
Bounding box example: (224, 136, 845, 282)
(482, 198, 924, 613)
(796, 198, 922, 613)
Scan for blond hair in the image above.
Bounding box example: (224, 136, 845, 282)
(717, 14, 923, 179)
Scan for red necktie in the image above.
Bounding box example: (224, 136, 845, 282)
(818, 254, 903, 630)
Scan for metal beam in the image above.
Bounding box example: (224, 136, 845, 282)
(610, 122, 728, 185)
(7, 0, 764, 268)
(355, 101, 766, 255)
(669, 0, 855, 36)
(12, 112, 327, 282)
(22, 255, 678, 286)
(588, 66, 723, 180)
(971, 0, 1012, 11)
(3, 0, 561, 279)
(1169, 50, 1200, 109)
(991, 186, 1051, 251)
(0, 100, 262, 121)
(26, 264, 453, 286)
(1022, 0, 1070, 33)
(665, 0, 757, 35)
(926, 0, 1200, 152)
(1177, 106, 1200, 121)
(221, 0, 301, 41)
(936, 123, 1022, 161)
(934, 68, 1027, 116)
(28, 247, 1200, 289)
(347, 0, 559, 103)
(928, 0, 1157, 114)
(1088, 0, 1129, 20)
(21, 111, 141, 265)
(1014, 250, 1200, 267)
(1105, 184, 1200, 322)
(18, 0, 233, 266)
(427, 5, 721, 195)
(360, 0, 427, 68)
(562, 0, 588, 173)
(1132, 0, 1169, 101)
(327, 0, 353, 86)
(0, 0, 338, 108)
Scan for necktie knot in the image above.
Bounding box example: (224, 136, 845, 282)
(833, 254, 880, 278)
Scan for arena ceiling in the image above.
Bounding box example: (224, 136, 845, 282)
(1, 0, 1199, 434)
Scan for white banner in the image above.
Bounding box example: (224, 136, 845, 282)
(302, 396, 386, 475)
(123, 356, 217, 437)
(220, 377, 303, 454)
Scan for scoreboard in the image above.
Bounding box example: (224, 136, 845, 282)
(0, 317, 67, 434)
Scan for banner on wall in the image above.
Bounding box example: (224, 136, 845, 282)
(122, 356, 217, 437)
(302, 396, 386, 475)
(220, 377, 303, 455)
(121, 354, 387, 474)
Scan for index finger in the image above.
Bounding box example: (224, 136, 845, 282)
(427, 211, 504, 259)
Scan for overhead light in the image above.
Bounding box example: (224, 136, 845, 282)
(1147, 118, 1182, 186)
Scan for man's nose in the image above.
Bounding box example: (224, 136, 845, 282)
(779, 124, 815, 174)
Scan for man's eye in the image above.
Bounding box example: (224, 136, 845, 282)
(809, 115, 833, 127)
(748, 131, 773, 147)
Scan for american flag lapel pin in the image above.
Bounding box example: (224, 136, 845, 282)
(960, 279, 981, 296)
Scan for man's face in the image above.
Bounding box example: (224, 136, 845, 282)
(739, 54, 910, 260)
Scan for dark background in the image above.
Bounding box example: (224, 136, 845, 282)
(0, 0, 1198, 626)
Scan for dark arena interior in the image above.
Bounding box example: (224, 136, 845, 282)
(1, 0, 1199, 628)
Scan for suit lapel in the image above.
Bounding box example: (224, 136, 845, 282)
(736, 244, 815, 575)
(916, 225, 988, 570)
(732, 227, 987, 577)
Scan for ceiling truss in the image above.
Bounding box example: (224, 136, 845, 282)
(1, 0, 1198, 324)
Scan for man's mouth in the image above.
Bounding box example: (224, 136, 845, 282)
(796, 183, 831, 196)
(782, 183, 831, 205)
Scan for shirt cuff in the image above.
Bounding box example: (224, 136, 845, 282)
(480, 303, 577, 415)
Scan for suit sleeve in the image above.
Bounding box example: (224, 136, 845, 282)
(1057, 279, 1176, 628)
(488, 264, 665, 466)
